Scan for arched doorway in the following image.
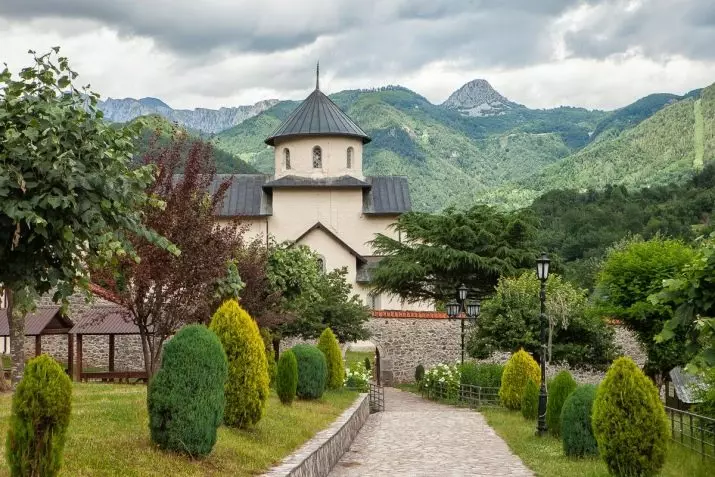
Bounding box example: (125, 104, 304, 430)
(345, 340, 386, 385)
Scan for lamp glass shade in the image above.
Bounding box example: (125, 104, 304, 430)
(536, 253, 550, 280)
(446, 300, 460, 318)
(458, 283, 469, 301)
(466, 302, 479, 318)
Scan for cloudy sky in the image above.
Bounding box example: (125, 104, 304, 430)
(1, 0, 714, 110)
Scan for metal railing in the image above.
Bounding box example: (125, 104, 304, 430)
(666, 406, 715, 460)
(421, 382, 500, 408)
(368, 382, 384, 413)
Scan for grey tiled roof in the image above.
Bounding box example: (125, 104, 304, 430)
(669, 366, 706, 404)
(263, 175, 370, 189)
(265, 89, 370, 146)
(211, 174, 272, 217)
(363, 176, 412, 215)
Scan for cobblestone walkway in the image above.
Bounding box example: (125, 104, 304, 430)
(330, 388, 532, 477)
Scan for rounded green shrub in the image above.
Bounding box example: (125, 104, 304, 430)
(148, 325, 227, 456)
(260, 327, 277, 388)
(561, 384, 599, 458)
(276, 350, 298, 405)
(291, 344, 327, 399)
(317, 328, 344, 390)
(6, 355, 72, 477)
(415, 364, 425, 382)
(521, 379, 539, 420)
(499, 349, 541, 410)
(209, 300, 270, 428)
(459, 362, 504, 388)
(592, 357, 669, 477)
(546, 370, 578, 437)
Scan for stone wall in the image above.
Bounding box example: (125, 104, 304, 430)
(23, 334, 145, 371)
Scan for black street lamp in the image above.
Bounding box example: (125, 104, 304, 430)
(536, 252, 550, 437)
(446, 283, 481, 364)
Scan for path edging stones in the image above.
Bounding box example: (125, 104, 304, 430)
(262, 393, 370, 477)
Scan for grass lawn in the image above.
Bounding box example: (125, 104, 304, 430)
(481, 407, 712, 477)
(0, 383, 358, 476)
(344, 350, 374, 369)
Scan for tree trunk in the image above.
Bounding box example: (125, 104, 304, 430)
(7, 289, 26, 386)
(547, 322, 554, 364)
(272, 337, 280, 361)
(140, 332, 153, 379)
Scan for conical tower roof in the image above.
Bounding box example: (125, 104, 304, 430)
(265, 66, 370, 146)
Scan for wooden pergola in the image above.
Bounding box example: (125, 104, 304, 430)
(69, 305, 148, 383)
(0, 306, 75, 376)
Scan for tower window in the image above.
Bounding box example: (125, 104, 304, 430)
(312, 146, 322, 169)
(347, 147, 353, 168)
(316, 256, 326, 272)
(284, 148, 291, 170)
(368, 292, 381, 310)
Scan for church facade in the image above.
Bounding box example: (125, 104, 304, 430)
(214, 75, 423, 311)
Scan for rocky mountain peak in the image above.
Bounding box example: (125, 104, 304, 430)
(441, 79, 519, 117)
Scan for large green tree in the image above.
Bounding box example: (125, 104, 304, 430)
(0, 49, 173, 384)
(369, 205, 537, 303)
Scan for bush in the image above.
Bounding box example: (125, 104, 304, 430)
(291, 344, 328, 399)
(344, 362, 371, 392)
(415, 364, 425, 382)
(364, 356, 371, 371)
(499, 349, 541, 410)
(260, 327, 277, 388)
(521, 379, 539, 420)
(561, 384, 599, 458)
(276, 350, 298, 405)
(546, 370, 578, 437)
(148, 325, 227, 456)
(459, 362, 504, 388)
(317, 328, 344, 390)
(422, 363, 460, 399)
(6, 355, 72, 477)
(592, 357, 669, 476)
(209, 300, 270, 428)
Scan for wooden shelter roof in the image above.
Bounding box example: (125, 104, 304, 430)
(0, 306, 72, 336)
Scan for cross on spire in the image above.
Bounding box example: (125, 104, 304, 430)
(316, 61, 320, 90)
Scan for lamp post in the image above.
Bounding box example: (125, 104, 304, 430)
(536, 252, 550, 437)
(446, 283, 481, 364)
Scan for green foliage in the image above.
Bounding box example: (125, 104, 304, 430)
(260, 328, 277, 387)
(291, 344, 328, 399)
(317, 328, 345, 390)
(468, 273, 616, 368)
(546, 371, 578, 437)
(276, 350, 298, 405)
(344, 362, 371, 392)
(209, 300, 269, 428)
(597, 236, 696, 377)
(6, 355, 72, 477)
(147, 325, 227, 457)
(458, 363, 504, 388)
(370, 205, 537, 302)
(561, 384, 599, 458)
(520, 379, 539, 420)
(499, 350, 541, 410)
(364, 357, 371, 371)
(592, 357, 669, 477)
(415, 364, 425, 382)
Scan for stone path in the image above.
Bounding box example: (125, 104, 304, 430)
(329, 387, 532, 477)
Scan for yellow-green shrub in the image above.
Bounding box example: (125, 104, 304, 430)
(521, 379, 539, 420)
(546, 370, 578, 437)
(260, 327, 277, 388)
(276, 350, 298, 405)
(592, 357, 669, 476)
(317, 328, 344, 389)
(209, 300, 269, 428)
(499, 349, 541, 410)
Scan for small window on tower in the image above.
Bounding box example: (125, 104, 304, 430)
(368, 292, 381, 310)
(316, 256, 326, 272)
(284, 148, 291, 170)
(347, 147, 354, 168)
(312, 146, 322, 168)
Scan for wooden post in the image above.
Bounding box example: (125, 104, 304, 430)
(74, 334, 83, 382)
(67, 334, 74, 379)
(108, 334, 115, 372)
(35, 335, 41, 356)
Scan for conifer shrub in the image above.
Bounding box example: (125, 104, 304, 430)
(276, 350, 298, 405)
(209, 300, 269, 428)
(415, 364, 425, 382)
(364, 356, 371, 371)
(291, 344, 328, 399)
(546, 370, 578, 437)
(499, 349, 541, 410)
(260, 327, 277, 388)
(520, 379, 539, 420)
(561, 384, 599, 458)
(6, 355, 72, 477)
(148, 325, 227, 457)
(317, 328, 345, 390)
(592, 357, 669, 476)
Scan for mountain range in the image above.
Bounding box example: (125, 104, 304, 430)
(102, 79, 713, 211)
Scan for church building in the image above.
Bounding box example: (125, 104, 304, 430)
(214, 70, 419, 310)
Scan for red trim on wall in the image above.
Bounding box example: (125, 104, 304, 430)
(371, 310, 448, 319)
(88, 283, 122, 306)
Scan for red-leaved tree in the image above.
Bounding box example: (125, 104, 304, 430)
(93, 134, 244, 376)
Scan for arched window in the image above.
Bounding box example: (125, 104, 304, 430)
(316, 256, 326, 272)
(312, 146, 322, 169)
(347, 147, 353, 168)
(283, 148, 291, 170)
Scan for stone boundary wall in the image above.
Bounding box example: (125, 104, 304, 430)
(23, 335, 145, 371)
(262, 394, 369, 477)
